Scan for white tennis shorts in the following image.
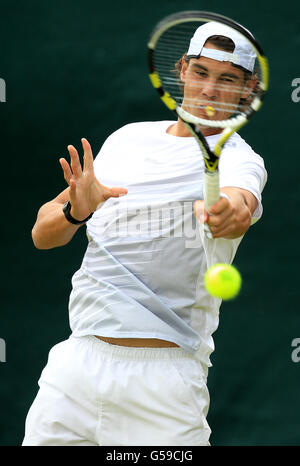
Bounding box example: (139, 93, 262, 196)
(22, 335, 211, 446)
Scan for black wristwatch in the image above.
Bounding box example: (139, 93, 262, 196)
(62, 201, 94, 225)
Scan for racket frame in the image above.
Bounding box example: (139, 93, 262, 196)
(147, 10, 269, 214)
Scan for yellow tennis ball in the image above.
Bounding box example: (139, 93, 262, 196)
(205, 105, 215, 117)
(204, 263, 242, 300)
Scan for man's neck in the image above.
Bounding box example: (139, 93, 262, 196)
(166, 118, 221, 137)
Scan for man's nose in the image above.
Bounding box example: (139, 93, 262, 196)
(201, 78, 218, 98)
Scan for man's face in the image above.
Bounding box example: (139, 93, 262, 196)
(180, 42, 253, 126)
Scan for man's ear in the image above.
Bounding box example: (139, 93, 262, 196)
(241, 74, 258, 99)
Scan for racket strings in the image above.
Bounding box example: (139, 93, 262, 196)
(161, 75, 255, 95)
(159, 77, 255, 117)
(167, 99, 246, 117)
(152, 22, 262, 123)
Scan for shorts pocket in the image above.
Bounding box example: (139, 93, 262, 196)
(169, 359, 211, 435)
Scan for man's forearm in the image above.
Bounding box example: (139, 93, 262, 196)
(32, 201, 82, 250)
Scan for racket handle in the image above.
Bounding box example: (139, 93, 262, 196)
(204, 170, 220, 212)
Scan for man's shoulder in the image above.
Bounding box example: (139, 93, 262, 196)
(114, 120, 174, 135)
(226, 132, 255, 152)
(217, 132, 266, 177)
(224, 132, 264, 161)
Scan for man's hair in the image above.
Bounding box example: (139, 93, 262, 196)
(174, 35, 252, 78)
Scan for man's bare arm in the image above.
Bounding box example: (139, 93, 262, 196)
(32, 138, 128, 250)
(32, 188, 81, 249)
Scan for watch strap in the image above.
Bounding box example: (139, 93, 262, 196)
(62, 201, 93, 225)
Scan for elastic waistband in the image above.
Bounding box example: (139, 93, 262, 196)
(71, 335, 198, 362)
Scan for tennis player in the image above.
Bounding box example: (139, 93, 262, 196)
(22, 22, 267, 446)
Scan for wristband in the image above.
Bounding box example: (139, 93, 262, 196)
(62, 201, 94, 225)
(220, 192, 230, 202)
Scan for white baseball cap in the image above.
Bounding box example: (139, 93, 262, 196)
(187, 21, 256, 72)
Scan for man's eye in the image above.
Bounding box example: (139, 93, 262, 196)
(220, 77, 235, 83)
(195, 71, 207, 77)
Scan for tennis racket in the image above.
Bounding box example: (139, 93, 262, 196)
(147, 11, 269, 237)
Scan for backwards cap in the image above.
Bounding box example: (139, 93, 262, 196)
(187, 21, 256, 72)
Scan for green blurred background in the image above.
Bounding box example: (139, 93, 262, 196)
(0, 0, 299, 446)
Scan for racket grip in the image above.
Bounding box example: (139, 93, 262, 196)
(204, 170, 220, 212)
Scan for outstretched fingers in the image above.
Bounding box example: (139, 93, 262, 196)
(81, 138, 94, 172)
(60, 141, 90, 185)
(59, 157, 73, 185)
(68, 145, 82, 178)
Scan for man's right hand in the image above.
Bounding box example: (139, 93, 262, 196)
(59, 138, 128, 222)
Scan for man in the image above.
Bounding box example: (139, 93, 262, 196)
(23, 22, 267, 446)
